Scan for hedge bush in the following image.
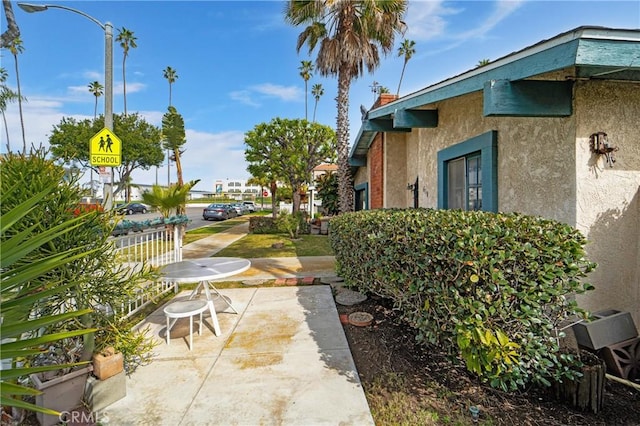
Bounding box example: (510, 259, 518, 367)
(329, 208, 596, 390)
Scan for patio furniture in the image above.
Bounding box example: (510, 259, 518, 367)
(164, 299, 209, 350)
(160, 257, 251, 336)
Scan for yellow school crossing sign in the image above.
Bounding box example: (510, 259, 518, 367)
(90, 128, 122, 166)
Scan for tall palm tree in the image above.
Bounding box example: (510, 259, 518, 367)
(115, 27, 137, 116)
(88, 81, 103, 120)
(299, 60, 313, 120)
(311, 83, 324, 122)
(0, 66, 21, 151)
(396, 39, 415, 96)
(285, 0, 408, 213)
(163, 66, 178, 107)
(88, 81, 103, 199)
(7, 37, 26, 152)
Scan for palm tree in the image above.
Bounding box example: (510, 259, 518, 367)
(299, 60, 313, 120)
(311, 83, 324, 122)
(88, 81, 103, 120)
(285, 0, 408, 213)
(7, 37, 26, 152)
(115, 27, 137, 116)
(396, 39, 415, 96)
(163, 66, 178, 107)
(0, 67, 21, 151)
(477, 58, 491, 67)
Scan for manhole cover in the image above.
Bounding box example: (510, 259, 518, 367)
(349, 312, 373, 327)
(335, 289, 367, 306)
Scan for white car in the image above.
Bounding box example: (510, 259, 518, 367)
(242, 201, 257, 212)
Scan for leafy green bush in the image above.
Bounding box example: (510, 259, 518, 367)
(330, 208, 596, 390)
(249, 216, 278, 234)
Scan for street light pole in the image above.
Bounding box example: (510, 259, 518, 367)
(18, 2, 114, 208)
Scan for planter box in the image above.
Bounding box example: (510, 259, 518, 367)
(572, 310, 638, 350)
(30, 365, 93, 426)
(84, 370, 127, 411)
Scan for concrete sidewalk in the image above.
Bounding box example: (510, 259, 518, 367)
(103, 286, 374, 425)
(102, 221, 373, 425)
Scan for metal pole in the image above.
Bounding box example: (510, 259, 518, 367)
(104, 21, 114, 210)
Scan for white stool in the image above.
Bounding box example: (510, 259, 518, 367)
(164, 299, 209, 350)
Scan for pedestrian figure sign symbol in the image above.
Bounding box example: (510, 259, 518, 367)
(90, 128, 122, 166)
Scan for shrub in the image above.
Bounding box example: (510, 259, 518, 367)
(330, 208, 596, 391)
(249, 216, 278, 234)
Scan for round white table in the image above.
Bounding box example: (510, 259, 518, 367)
(164, 300, 208, 351)
(161, 257, 251, 336)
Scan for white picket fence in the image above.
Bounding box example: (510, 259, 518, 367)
(113, 226, 183, 318)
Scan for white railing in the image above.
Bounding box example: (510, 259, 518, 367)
(113, 225, 183, 318)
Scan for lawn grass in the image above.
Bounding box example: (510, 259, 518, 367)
(214, 233, 333, 258)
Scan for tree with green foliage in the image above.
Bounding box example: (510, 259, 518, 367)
(477, 58, 491, 67)
(48, 113, 164, 198)
(315, 170, 338, 216)
(163, 66, 178, 107)
(162, 106, 186, 189)
(396, 39, 416, 96)
(88, 81, 103, 120)
(0, 66, 22, 151)
(299, 60, 313, 120)
(285, 0, 408, 214)
(245, 118, 336, 214)
(116, 27, 137, 115)
(5, 36, 25, 152)
(311, 83, 323, 122)
(141, 180, 200, 219)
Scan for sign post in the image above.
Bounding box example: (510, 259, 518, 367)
(90, 128, 122, 209)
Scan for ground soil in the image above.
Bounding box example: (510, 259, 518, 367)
(336, 292, 640, 426)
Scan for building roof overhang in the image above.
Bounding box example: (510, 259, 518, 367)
(349, 26, 640, 166)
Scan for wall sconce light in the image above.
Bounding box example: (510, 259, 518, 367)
(590, 132, 619, 167)
(407, 182, 415, 191)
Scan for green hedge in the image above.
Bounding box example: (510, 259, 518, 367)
(329, 208, 596, 390)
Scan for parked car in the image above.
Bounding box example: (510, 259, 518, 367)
(117, 202, 148, 215)
(203, 203, 233, 221)
(242, 201, 257, 212)
(225, 204, 239, 218)
(231, 203, 247, 216)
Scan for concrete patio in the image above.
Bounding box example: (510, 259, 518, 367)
(102, 285, 374, 426)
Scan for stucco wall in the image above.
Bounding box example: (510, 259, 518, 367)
(574, 80, 640, 326)
(387, 82, 639, 325)
(401, 92, 577, 223)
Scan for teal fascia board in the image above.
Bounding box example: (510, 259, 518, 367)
(394, 109, 438, 128)
(349, 157, 366, 167)
(437, 131, 498, 212)
(363, 119, 411, 133)
(483, 80, 573, 117)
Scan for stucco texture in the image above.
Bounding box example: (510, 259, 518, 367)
(377, 82, 639, 326)
(574, 81, 640, 325)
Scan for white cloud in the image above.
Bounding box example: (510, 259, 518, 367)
(131, 128, 249, 191)
(229, 90, 260, 107)
(250, 83, 301, 101)
(405, 1, 459, 40)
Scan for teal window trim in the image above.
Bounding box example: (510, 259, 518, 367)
(437, 131, 498, 212)
(354, 182, 369, 210)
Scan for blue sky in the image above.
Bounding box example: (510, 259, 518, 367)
(2, 0, 639, 194)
